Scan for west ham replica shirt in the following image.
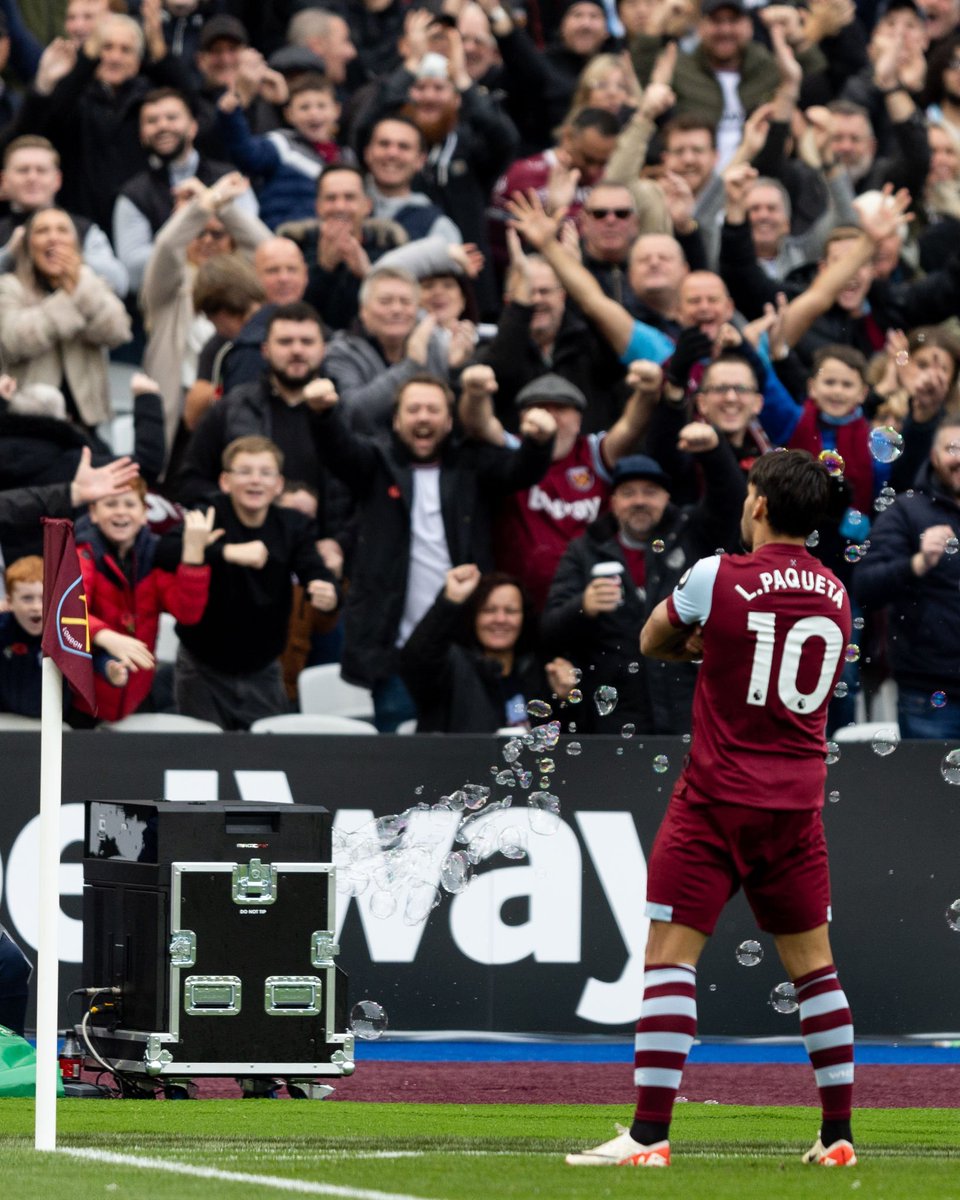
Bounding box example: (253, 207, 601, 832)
(666, 544, 853, 811)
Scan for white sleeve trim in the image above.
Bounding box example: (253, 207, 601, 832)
(671, 554, 722, 626)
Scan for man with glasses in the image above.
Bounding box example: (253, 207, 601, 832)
(579, 182, 642, 311)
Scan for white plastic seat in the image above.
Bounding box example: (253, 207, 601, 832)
(831, 720, 901, 744)
(100, 712, 223, 733)
(0, 713, 44, 730)
(395, 719, 418, 734)
(250, 713, 376, 734)
(155, 612, 180, 664)
(296, 664, 374, 719)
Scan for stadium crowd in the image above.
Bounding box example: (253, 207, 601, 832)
(0, 0, 959, 737)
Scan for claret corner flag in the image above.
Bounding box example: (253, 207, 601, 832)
(41, 517, 96, 712)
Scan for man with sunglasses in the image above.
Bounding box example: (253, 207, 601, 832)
(579, 182, 642, 311)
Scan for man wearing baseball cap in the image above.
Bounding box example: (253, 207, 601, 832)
(541, 426, 745, 734)
(458, 362, 660, 609)
(630, 0, 826, 168)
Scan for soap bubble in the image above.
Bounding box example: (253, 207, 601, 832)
(527, 699, 552, 719)
(495, 770, 516, 787)
(594, 685, 618, 717)
(498, 826, 527, 859)
(502, 738, 523, 763)
(439, 851, 469, 894)
(818, 450, 844, 476)
(844, 545, 862, 564)
(538, 757, 555, 774)
(805, 530, 820, 548)
(941, 748, 960, 784)
(621, 723, 636, 739)
(568, 688, 583, 704)
(769, 982, 798, 1015)
(462, 784, 490, 809)
(652, 754, 669, 774)
(946, 537, 959, 556)
(369, 890, 397, 919)
(946, 899, 960, 932)
(403, 881, 441, 926)
(735, 939, 763, 967)
(652, 539, 665, 553)
(931, 691, 947, 709)
(871, 728, 899, 757)
(853, 616, 865, 630)
(844, 644, 860, 663)
(350, 1000, 387, 1040)
(833, 681, 849, 699)
(828, 790, 840, 804)
(528, 791, 561, 835)
(869, 426, 904, 464)
(566, 741, 582, 756)
(465, 828, 496, 864)
(825, 741, 840, 765)
(628, 662, 640, 674)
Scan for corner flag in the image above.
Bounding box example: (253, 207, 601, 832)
(41, 518, 96, 712)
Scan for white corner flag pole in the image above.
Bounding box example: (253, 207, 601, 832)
(35, 654, 64, 1151)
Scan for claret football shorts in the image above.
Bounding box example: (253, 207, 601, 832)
(645, 778, 831, 936)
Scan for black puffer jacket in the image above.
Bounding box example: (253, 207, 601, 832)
(541, 439, 746, 734)
(399, 592, 554, 733)
(853, 459, 960, 693)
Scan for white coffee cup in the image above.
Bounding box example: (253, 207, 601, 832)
(591, 561, 625, 604)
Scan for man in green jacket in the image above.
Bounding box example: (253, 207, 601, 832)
(631, 0, 825, 169)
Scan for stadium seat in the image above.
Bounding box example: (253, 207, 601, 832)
(0, 714, 44, 730)
(297, 663, 374, 719)
(99, 713, 223, 733)
(395, 719, 418, 734)
(250, 713, 376, 734)
(831, 720, 901, 743)
(155, 612, 180, 664)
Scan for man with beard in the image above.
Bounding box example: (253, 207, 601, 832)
(367, 45, 518, 317)
(305, 371, 557, 730)
(854, 415, 960, 739)
(175, 303, 341, 530)
(541, 424, 744, 734)
(114, 86, 258, 292)
(0, 135, 127, 294)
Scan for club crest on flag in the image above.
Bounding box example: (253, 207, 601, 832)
(54, 575, 91, 658)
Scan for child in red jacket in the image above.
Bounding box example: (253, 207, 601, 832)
(74, 477, 216, 722)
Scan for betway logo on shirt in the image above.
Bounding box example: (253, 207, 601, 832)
(528, 484, 602, 524)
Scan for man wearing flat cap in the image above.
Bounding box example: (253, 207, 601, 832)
(458, 361, 661, 609)
(541, 417, 745, 733)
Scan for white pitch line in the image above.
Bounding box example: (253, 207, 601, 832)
(56, 1147, 446, 1200)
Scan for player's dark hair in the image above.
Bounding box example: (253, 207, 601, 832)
(748, 450, 832, 538)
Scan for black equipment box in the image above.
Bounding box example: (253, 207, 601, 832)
(82, 800, 353, 1079)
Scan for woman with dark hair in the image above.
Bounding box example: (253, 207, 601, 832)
(399, 563, 577, 732)
(0, 206, 131, 431)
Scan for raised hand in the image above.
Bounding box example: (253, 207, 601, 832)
(181, 506, 223, 563)
(657, 170, 696, 235)
(35, 37, 77, 94)
(130, 372, 161, 396)
(302, 378, 339, 412)
(307, 579, 338, 612)
(722, 162, 759, 221)
(545, 159, 581, 218)
(71, 449, 140, 505)
(444, 562, 482, 604)
(505, 189, 562, 252)
(448, 242, 485, 277)
(627, 360, 663, 394)
(447, 320, 478, 367)
(519, 405, 558, 443)
(677, 421, 719, 453)
(545, 656, 578, 699)
(856, 184, 913, 245)
(93, 628, 155, 672)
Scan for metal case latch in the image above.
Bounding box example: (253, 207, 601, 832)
(144, 1034, 173, 1075)
(169, 929, 196, 967)
(232, 859, 277, 905)
(184, 975, 242, 1015)
(264, 975, 323, 1016)
(310, 930, 339, 966)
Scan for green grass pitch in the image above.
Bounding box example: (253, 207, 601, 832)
(1, 1100, 958, 1200)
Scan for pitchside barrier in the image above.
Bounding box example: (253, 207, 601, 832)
(0, 732, 957, 1038)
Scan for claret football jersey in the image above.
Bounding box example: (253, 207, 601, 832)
(666, 544, 852, 810)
